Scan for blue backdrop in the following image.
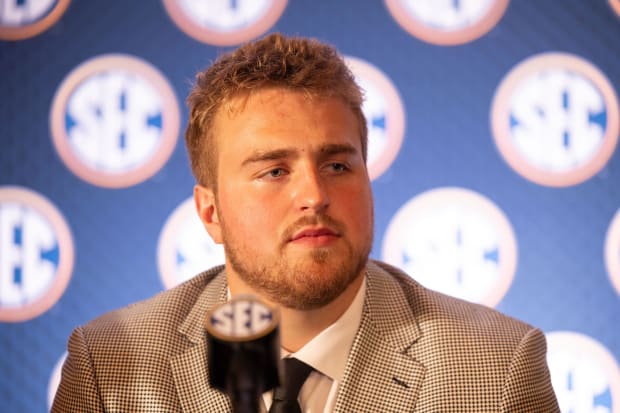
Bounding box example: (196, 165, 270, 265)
(1, 1, 619, 411)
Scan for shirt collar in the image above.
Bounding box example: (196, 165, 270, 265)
(285, 275, 366, 382)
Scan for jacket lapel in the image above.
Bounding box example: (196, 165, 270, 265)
(170, 269, 232, 412)
(169, 262, 426, 411)
(335, 261, 426, 412)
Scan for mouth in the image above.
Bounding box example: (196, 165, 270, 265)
(289, 227, 340, 244)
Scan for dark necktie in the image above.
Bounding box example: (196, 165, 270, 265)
(269, 358, 314, 413)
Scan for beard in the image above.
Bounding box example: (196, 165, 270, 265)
(219, 212, 373, 310)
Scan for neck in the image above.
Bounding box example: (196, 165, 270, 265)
(227, 272, 364, 353)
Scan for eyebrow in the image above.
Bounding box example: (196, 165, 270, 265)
(241, 143, 359, 167)
(319, 143, 358, 157)
(241, 148, 297, 167)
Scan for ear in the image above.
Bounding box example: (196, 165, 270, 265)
(194, 184, 223, 244)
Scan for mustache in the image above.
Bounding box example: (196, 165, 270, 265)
(282, 214, 345, 242)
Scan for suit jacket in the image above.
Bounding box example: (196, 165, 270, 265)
(52, 260, 559, 412)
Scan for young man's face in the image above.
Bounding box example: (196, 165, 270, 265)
(195, 88, 374, 310)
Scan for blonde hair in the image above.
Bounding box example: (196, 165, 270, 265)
(185, 33, 367, 188)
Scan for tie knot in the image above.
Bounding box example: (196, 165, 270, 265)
(273, 358, 314, 404)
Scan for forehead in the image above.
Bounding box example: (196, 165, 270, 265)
(212, 88, 360, 144)
(219, 87, 342, 118)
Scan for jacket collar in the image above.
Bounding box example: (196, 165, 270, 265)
(170, 267, 232, 412)
(334, 260, 425, 412)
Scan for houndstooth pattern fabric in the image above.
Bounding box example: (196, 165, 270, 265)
(52, 261, 559, 412)
(334, 261, 559, 412)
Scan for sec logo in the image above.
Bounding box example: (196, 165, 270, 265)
(491, 53, 619, 187)
(0, 186, 74, 322)
(547, 331, 620, 413)
(382, 187, 517, 307)
(47, 352, 67, 409)
(163, 0, 287, 46)
(0, 0, 70, 41)
(610, 0, 620, 17)
(158, 197, 225, 289)
(605, 209, 620, 296)
(345, 56, 405, 181)
(207, 296, 276, 341)
(50, 54, 180, 188)
(384, 0, 509, 45)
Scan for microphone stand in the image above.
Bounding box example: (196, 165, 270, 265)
(227, 346, 262, 413)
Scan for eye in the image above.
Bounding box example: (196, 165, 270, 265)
(270, 168, 284, 177)
(265, 167, 287, 179)
(328, 162, 349, 173)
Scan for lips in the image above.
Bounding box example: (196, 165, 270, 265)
(290, 227, 339, 242)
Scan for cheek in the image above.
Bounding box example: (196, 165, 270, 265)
(220, 192, 282, 239)
(342, 181, 372, 209)
(335, 186, 373, 223)
(354, 187, 374, 227)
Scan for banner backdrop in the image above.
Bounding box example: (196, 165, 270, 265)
(1, 1, 619, 411)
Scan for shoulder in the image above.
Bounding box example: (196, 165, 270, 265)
(78, 266, 225, 343)
(367, 259, 535, 342)
(55, 267, 228, 411)
(366, 260, 557, 407)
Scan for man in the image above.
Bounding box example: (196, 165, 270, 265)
(52, 33, 559, 412)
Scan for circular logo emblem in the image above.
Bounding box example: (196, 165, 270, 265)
(491, 53, 619, 187)
(162, 0, 287, 46)
(605, 209, 620, 296)
(50, 54, 180, 188)
(47, 352, 67, 409)
(610, 0, 620, 17)
(158, 197, 225, 289)
(206, 295, 277, 341)
(0, 186, 74, 322)
(384, 0, 509, 45)
(382, 187, 517, 307)
(345, 56, 405, 181)
(0, 0, 70, 41)
(546, 331, 620, 412)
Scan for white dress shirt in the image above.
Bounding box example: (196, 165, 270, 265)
(262, 277, 366, 412)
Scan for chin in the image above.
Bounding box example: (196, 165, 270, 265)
(281, 272, 358, 310)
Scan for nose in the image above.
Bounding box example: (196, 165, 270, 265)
(292, 166, 330, 212)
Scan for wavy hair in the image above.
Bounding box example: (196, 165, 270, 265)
(185, 33, 367, 189)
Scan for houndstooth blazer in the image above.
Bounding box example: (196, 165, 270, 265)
(52, 260, 560, 412)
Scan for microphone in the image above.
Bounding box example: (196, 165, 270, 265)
(205, 295, 280, 413)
